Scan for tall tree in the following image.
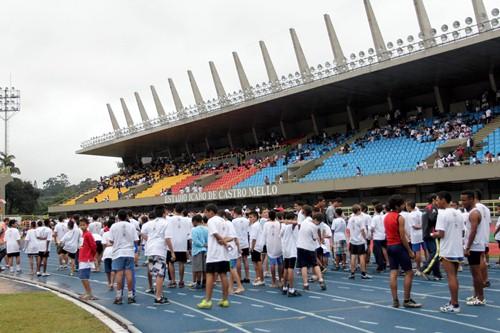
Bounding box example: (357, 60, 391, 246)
(6, 178, 40, 214)
(0, 152, 21, 174)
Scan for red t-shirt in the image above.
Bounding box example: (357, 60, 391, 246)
(78, 230, 96, 263)
(384, 211, 401, 246)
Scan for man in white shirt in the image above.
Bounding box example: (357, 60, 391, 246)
(197, 204, 233, 309)
(36, 219, 53, 277)
(360, 203, 372, 266)
(296, 205, 326, 291)
(406, 201, 424, 272)
(249, 211, 265, 286)
(127, 211, 141, 266)
(109, 210, 139, 305)
(474, 190, 491, 288)
(280, 211, 300, 297)
(54, 216, 68, 270)
(231, 207, 250, 283)
(331, 208, 348, 271)
(261, 210, 283, 287)
(5, 220, 21, 273)
(371, 204, 388, 272)
(165, 204, 192, 288)
(347, 205, 371, 280)
(432, 191, 464, 313)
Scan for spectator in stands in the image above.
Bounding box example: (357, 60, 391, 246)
(264, 176, 270, 186)
(355, 166, 362, 176)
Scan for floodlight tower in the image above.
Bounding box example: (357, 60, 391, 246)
(0, 86, 21, 155)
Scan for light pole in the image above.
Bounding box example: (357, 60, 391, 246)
(0, 86, 21, 156)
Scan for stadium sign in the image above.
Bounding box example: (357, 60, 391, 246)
(164, 185, 279, 204)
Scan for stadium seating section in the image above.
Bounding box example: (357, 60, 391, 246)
(136, 174, 190, 199)
(477, 128, 500, 158)
(234, 160, 287, 188)
(203, 167, 258, 192)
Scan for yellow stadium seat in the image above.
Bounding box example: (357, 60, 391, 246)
(135, 174, 190, 199)
(84, 187, 129, 204)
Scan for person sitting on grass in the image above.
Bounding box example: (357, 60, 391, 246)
(78, 217, 97, 301)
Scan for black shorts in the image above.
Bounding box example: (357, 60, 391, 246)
(68, 252, 76, 259)
(485, 246, 489, 255)
(59, 249, 68, 255)
(241, 248, 250, 257)
(315, 247, 324, 257)
(38, 251, 50, 258)
(96, 241, 104, 255)
(349, 243, 366, 255)
(167, 251, 187, 263)
(297, 248, 317, 268)
(251, 250, 261, 263)
(262, 246, 267, 254)
(467, 251, 484, 266)
(387, 244, 412, 272)
(27, 253, 39, 257)
(206, 261, 230, 274)
(284, 257, 296, 269)
(7, 252, 20, 258)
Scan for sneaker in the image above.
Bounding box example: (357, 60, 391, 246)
(348, 274, 355, 280)
(332, 266, 340, 271)
(252, 280, 265, 287)
(145, 288, 155, 294)
(178, 281, 185, 288)
(282, 288, 288, 295)
(458, 265, 463, 272)
(307, 277, 315, 283)
(440, 303, 460, 313)
(403, 299, 422, 308)
(466, 297, 486, 306)
(361, 274, 372, 280)
(190, 284, 203, 290)
(36, 272, 42, 277)
(484, 281, 491, 288)
(319, 281, 327, 290)
(127, 297, 136, 304)
(321, 267, 327, 274)
(42, 273, 50, 277)
(218, 299, 230, 308)
(242, 278, 251, 284)
(303, 284, 310, 291)
(167, 282, 177, 288)
(432, 276, 443, 281)
(113, 298, 123, 305)
(288, 290, 302, 297)
(465, 295, 476, 302)
(197, 299, 212, 309)
(264, 272, 271, 278)
(392, 299, 400, 308)
(154, 297, 169, 305)
(414, 270, 422, 276)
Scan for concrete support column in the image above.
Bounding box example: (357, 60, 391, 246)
(134, 92, 149, 123)
(209, 61, 228, 105)
(185, 142, 190, 155)
(106, 104, 120, 131)
(290, 28, 312, 82)
(310, 113, 319, 135)
(120, 98, 134, 127)
(252, 127, 259, 145)
(387, 95, 394, 111)
(489, 73, 497, 92)
(150, 85, 166, 117)
(168, 78, 185, 118)
(434, 85, 445, 114)
(324, 14, 346, 67)
(363, 0, 388, 61)
(346, 105, 357, 130)
(472, 0, 491, 31)
(227, 132, 234, 150)
(413, 0, 435, 48)
(280, 120, 287, 139)
(232, 51, 254, 99)
(187, 70, 206, 114)
(259, 41, 281, 91)
(205, 137, 210, 151)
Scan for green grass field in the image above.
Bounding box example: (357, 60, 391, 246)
(0, 291, 111, 333)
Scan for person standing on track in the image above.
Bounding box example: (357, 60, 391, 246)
(165, 204, 192, 288)
(5, 219, 21, 273)
(231, 207, 251, 284)
(262, 210, 283, 288)
(384, 195, 422, 308)
(36, 219, 52, 277)
(431, 191, 464, 313)
(406, 200, 424, 274)
(190, 214, 208, 290)
(249, 210, 265, 286)
(474, 190, 491, 288)
(77, 217, 97, 301)
(347, 205, 371, 280)
(23, 221, 39, 275)
(102, 218, 115, 290)
(53, 216, 68, 271)
(60, 220, 81, 276)
(421, 194, 443, 280)
(280, 211, 300, 296)
(371, 204, 388, 272)
(332, 208, 348, 271)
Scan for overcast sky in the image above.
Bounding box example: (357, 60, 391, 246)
(1, 0, 498, 186)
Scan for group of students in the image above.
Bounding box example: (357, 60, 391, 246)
(0, 190, 499, 314)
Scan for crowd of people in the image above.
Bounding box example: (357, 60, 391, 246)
(1, 190, 499, 313)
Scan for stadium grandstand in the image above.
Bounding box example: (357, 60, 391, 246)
(49, 2, 500, 215)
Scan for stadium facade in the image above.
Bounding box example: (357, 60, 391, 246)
(49, 0, 500, 214)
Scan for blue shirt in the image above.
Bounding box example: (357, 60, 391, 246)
(191, 225, 208, 256)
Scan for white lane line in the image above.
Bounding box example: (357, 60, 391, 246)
(131, 303, 141, 306)
(136, 275, 147, 278)
(232, 301, 242, 304)
(204, 318, 218, 322)
(183, 313, 196, 318)
(193, 295, 203, 298)
(146, 306, 156, 310)
(420, 309, 439, 313)
(456, 313, 478, 318)
(251, 304, 264, 308)
(308, 296, 322, 299)
(328, 315, 345, 320)
(163, 309, 175, 313)
(359, 320, 378, 325)
(254, 329, 271, 333)
(361, 289, 374, 292)
(395, 326, 416, 331)
(331, 298, 347, 302)
(274, 307, 288, 311)
(248, 289, 260, 292)
(338, 286, 350, 289)
(266, 290, 278, 294)
(177, 292, 187, 296)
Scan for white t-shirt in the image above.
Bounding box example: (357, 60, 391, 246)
(262, 220, 282, 258)
(320, 222, 332, 253)
(60, 228, 81, 254)
(5, 228, 20, 253)
(476, 202, 491, 245)
(54, 222, 68, 243)
(435, 208, 464, 258)
(408, 209, 423, 244)
(297, 217, 319, 251)
(102, 231, 113, 260)
(249, 222, 264, 252)
(108, 221, 139, 260)
(280, 224, 298, 259)
(165, 215, 191, 252)
(140, 221, 153, 256)
(24, 229, 39, 254)
(347, 214, 366, 245)
(146, 217, 168, 257)
(226, 221, 239, 260)
(331, 217, 347, 242)
(361, 212, 372, 240)
(495, 218, 500, 242)
(88, 221, 102, 236)
(206, 215, 230, 263)
(129, 218, 141, 237)
(370, 214, 385, 241)
(232, 216, 250, 249)
(465, 207, 485, 251)
(297, 210, 306, 225)
(36, 226, 52, 252)
(400, 211, 411, 241)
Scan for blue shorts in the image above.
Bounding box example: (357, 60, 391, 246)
(268, 256, 283, 266)
(387, 244, 412, 272)
(134, 243, 138, 253)
(112, 257, 135, 271)
(79, 268, 91, 280)
(104, 258, 113, 274)
(323, 252, 331, 258)
(230, 258, 237, 269)
(411, 242, 425, 252)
